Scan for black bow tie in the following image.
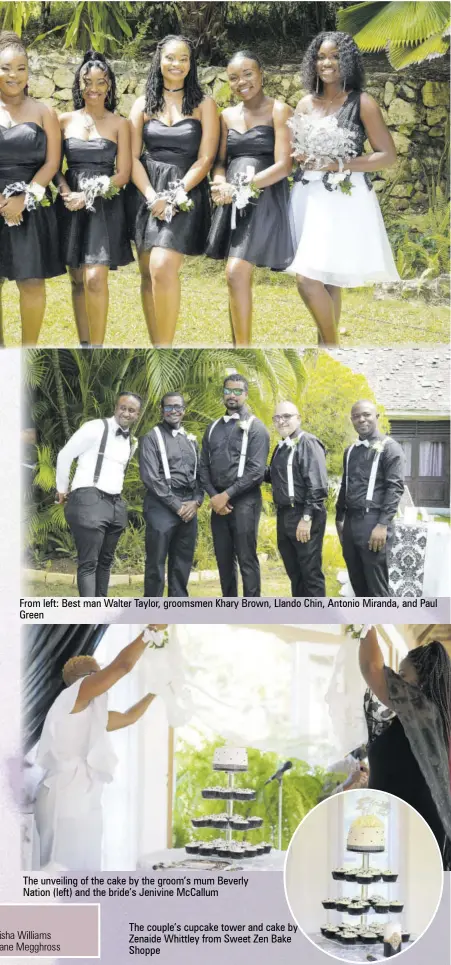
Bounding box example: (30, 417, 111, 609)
(116, 428, 130, 439)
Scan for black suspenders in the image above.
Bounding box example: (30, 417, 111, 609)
(92, 419, 134, 487)
(93, 419, 109, 485)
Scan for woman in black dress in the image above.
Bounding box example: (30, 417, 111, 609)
(56, 51, 133, 346)
(129, 35, 219, 346)
(0, 31, 63, 345)
(205, 50, 293, 346)
(359, 627, 451, 868)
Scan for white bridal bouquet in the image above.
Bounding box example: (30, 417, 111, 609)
(288, 111, 358, 194)
(78, 174, 120, 212)
(2, 180, 50, 225)
(149, 179, 193, 223)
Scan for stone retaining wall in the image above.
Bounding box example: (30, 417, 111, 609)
(28, 52, 449, 210)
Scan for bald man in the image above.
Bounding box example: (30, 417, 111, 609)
(336, 400, 405, 597)
(266, 402, 328, 597)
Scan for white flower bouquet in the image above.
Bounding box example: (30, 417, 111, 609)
(228, 166, 261, 229)
(2, 180, 51, 226)
(149, 179, 194, 223)
(78, 174, 120, 212)
(288, 111, 358, 194)
(346, 624, 374, 640)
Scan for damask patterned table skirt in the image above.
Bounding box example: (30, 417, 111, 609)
(388, 522, 450, 597)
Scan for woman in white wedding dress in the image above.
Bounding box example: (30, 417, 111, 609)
(287, 31, 399, 345)
(34, 624, 166, 870)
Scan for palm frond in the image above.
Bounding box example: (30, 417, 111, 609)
(388, 31, 449, 68)
(338, 0, 450, 52)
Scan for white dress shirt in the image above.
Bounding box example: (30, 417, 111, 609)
(56, 417, 132, 495)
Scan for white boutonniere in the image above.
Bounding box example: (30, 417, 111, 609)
(187, 432, 197, 443)
(370, 440, 386, 454)
(239, 419, 252, 432)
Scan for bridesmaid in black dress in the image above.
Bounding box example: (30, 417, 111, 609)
(205, 50, 293, 346)
(0, 31, 63, 345)
(56, 51, 133, 346)
(359, 627, 451, 868)
(129, 35, 219, 346)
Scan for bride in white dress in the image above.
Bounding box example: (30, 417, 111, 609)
(287, 31, 399, 346)
(34, 625, 165, 870)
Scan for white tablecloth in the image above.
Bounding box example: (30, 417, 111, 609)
(137, 847, 285, 872)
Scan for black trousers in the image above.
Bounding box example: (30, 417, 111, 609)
(64, 487, 127, 597)
(144, 495, 197, 597)
(342, 510, 392, 597)
(211, 490, 261, 597)
(277, 505, 326, 597)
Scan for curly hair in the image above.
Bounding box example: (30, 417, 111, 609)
(144, 34, 204, 118)
(301, 31, 364, 95)
(407, 641, 451, 744)
(0, 30, 27, 57)
(72, 49, 117, 112)
(62, 655, 100, 687)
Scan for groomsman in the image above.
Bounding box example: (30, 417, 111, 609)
(56, 392, 142, 597)
(200, 374, 270, 597)
(336, 400, 405, 597)
(139, 393, 203, 597)
(267, 401, 328, 597)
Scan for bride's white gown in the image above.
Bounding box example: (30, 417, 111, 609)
(34, 678, 117, 870)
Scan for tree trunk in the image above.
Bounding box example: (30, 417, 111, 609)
(51, 349, 71, 440)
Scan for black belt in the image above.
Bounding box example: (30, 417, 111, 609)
(73, 486, 123, 502)
(277, 502, 305, 511)
(345, 506, 380, 517)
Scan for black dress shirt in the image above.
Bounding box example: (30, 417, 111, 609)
(267, 431, 328, 513)
(199, 408, 270, 499)
(335, 433, 405, 525)
(139, 422, 204, 513)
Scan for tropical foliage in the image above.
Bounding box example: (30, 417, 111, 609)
(338, 1, 450, 69)
(25, 348, 381, 572)
(173, 736, 342, 849)
(1, 1, 338, 58)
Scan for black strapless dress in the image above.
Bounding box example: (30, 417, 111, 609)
(129, 118, 211, 255)
(206, 125, 293, 270)
(58, 137, 133, 270)
(0, 122, 64, 281)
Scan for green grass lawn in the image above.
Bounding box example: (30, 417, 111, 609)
(25, 535, 345, 598)
(4, 258, 448, 346)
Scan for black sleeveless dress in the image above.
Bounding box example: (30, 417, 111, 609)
(0, 122, 64, 281)
(57, 137, 133, 270)
(129, 118, 211, 255)
(205, 125, 293, 270)
(365, 689, 450, 865)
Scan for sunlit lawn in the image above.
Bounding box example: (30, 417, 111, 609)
(4, 257, 448, 346)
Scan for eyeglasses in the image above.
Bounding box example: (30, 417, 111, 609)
(273, 413, 298, 423)
(224, 387, 245, 396)
(163, 404, 184, 413)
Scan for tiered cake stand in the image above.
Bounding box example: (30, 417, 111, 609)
(321, 851, 408, 949)
(185, 757, 271, 860)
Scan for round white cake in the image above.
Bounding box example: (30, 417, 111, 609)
(213, 746, 248, 771)
(347, 815, 385, 852)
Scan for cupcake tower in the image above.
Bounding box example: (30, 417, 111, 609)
(320, 816, 409, 949)
(185, 747, 272, 860)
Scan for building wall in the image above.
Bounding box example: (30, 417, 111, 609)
(28, 51, 449, 215)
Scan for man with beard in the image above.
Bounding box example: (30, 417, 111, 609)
(267, 401, 328, 597)
(336, 400, 405, 597)
(200, 374, 270, 597)
(56, 391, 142, 597)
(139, 393, 203, 597)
